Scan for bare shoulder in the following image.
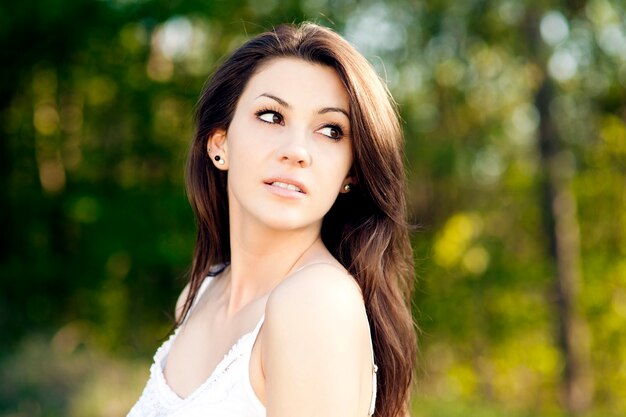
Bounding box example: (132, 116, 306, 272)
(261, 263, 373, 416)
(266, 263, 368, 329)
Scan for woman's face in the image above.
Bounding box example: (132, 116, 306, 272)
(212, 57, 354, 232)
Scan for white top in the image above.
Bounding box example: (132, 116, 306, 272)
(128, 275, 378, 417)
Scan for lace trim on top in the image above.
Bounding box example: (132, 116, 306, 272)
(155, 315, 264, 406)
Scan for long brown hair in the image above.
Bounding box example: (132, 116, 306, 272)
(182, 22, 416, 417)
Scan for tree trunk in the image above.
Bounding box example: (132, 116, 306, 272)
(535, 79, 593, 414)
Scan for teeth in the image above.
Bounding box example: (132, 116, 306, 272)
(271, 181, 302, 192)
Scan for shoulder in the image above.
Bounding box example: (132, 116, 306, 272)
(175, 282, 191, 322)
(174, 273, 222, 322)
(266, 263, 367, 331)
(260, 263, 373, 416)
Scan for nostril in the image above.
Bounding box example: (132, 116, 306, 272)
(278, 145, 312, 167)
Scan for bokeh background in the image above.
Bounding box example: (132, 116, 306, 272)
(1, 0, 625, 416)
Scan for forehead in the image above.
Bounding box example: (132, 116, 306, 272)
(241, 57, 350, 112)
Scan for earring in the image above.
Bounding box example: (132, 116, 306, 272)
(343, 183, 352, 192)
(207, 147, 212, 153)
(214, 155, 225, 165)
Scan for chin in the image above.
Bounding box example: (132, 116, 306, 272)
(257, 211, 322, 233)
(262, 216, 310, 231)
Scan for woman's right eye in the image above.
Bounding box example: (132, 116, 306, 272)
(257, 110, 283, 125)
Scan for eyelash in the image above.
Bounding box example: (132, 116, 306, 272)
(255, 107, 284, 125)
(254, 108, 347, 141)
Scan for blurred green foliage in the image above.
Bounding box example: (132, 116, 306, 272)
(1, 0, 625, 416)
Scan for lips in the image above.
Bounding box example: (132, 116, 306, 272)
(270, 181, 303, 192)
(263, 177, 308, 194)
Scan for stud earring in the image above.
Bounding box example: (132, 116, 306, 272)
(343, 183, 352, 192)
(207, 147, 212, 153)
(214, 155, 225, 165)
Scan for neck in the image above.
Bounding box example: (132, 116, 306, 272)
(224, 213, 323, 317)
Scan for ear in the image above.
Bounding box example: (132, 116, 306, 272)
(340, 175, 357, 194)
(207, 129, 229, 170)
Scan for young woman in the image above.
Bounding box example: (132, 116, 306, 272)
(128, 22, 416, 417)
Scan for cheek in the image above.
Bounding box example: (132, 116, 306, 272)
(326, 146, 353, 180)
(227, 122, 260, 161)
(316, 156, 352, 198)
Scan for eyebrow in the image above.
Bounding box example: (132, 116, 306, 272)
(257, 93, 350, 119)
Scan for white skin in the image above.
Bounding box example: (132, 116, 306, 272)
(165, 57, 375, 417)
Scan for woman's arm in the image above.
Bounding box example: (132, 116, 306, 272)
(262, 264, 373, 417)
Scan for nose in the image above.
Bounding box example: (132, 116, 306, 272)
(277, 127, 312, 168)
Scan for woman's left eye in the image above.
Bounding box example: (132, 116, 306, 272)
(318, 125, 344, 140)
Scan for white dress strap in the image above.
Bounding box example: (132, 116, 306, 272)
(183, 264, 227, 322)
(367, 318, 378, 416)
(252, 314, 265, 335)
(182, 275, 215, 324)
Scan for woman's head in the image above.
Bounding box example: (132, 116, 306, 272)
(185, 23, 416, 417)
(187, 22, 406, 265)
